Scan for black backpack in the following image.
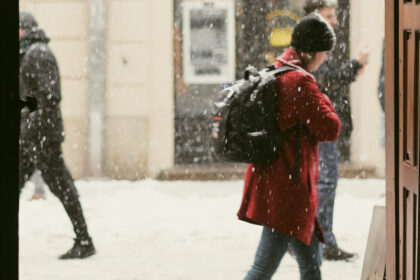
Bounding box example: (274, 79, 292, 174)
(211, 64, 302, 180)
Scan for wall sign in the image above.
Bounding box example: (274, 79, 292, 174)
(266, 10, 300, 47)
(182, 1, 235, 84)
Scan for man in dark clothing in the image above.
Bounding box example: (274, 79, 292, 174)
(303, 0, 370, 261)
(19, 10, 96, 259)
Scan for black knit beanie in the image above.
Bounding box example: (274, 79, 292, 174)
(291, 13, 336, 52)
(19, 10, 39, 34)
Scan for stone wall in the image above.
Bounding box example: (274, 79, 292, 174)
(20, 0, 174, 179)
(349, 0, 386, 176)
(20, 0, 386, 179)
(21, 0, 90, 178)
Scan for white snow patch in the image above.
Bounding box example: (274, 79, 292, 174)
(19, 178, 385, 280)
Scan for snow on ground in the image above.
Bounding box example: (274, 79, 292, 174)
(19, 178, 385, 280)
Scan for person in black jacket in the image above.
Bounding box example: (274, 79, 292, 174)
(378, 42, 385, 112)
(19, 10, 95, 259)
(377, 41, 385, 147)
(302, 0, 371, 261)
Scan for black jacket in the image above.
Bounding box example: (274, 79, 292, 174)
(19, 28, 64, 143)
(313, 58, 362, 137)
(378, 43, 385, 112)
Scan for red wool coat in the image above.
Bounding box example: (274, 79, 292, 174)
(237, 48, 341, 245)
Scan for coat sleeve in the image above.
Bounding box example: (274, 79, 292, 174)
(21, 45, 62, 140)
(314, 59, 361, 99)
(295, 74, 341, 142)
(24, 46, 61, 110)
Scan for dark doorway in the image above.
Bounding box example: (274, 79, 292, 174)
(173, 0, 234, 164)
(173, 0, 352, 165)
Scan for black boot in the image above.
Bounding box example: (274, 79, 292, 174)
(59, 237, 96, 259)
(58, 191, 95, 259)
(322, 246, 356, 261)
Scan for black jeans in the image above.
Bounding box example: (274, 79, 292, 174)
(19, 139, 90, 240)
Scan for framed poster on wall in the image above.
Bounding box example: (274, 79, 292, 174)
(182, 1, 235, 84)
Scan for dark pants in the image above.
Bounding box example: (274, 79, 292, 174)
(317, 141, 339, 249)
(244, 227, 322, 280)
(19, 139, 90, 240)
(337, 134, 351, 162)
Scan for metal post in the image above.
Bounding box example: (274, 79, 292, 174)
(88, 0, 108, 177)
(237, 0, 268, 71)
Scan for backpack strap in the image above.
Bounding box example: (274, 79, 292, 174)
(273, 65, 298, 76)
(292, 122, 302, 185)
(277, 59, 309, 74)
(265, 65, 297, 77)
(277, 122, 302, 185)
(277, 59, 317, 83)
(266, 64, 303, 184)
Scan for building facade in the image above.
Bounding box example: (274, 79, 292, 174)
(21, 0, 174, 179)
(20, 0, 385, 179)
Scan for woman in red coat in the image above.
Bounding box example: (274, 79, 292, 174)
(238, 13, 340, 280)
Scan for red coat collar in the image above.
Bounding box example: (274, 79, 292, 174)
(276, 48, 305, 69)
(275, 48, 314, 80)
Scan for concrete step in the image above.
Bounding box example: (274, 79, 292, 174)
(157, 163, 377, 181)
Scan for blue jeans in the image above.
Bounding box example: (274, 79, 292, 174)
(317, 183, 337, 248)
(244, 227, 322, 280)
(317, 141, 339, 249)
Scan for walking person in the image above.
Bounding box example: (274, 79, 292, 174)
(302, 0, 371, 261)
(238, 13, 341, 279)
(19, 10, 96, 259)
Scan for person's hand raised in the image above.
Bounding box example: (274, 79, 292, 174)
(357, 44, 371, 67)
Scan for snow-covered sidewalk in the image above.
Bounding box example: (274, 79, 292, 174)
(19, 178, 385, 280)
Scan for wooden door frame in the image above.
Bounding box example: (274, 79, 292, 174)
(385, 0, 399, 279)
(0, 0, 20, 279)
